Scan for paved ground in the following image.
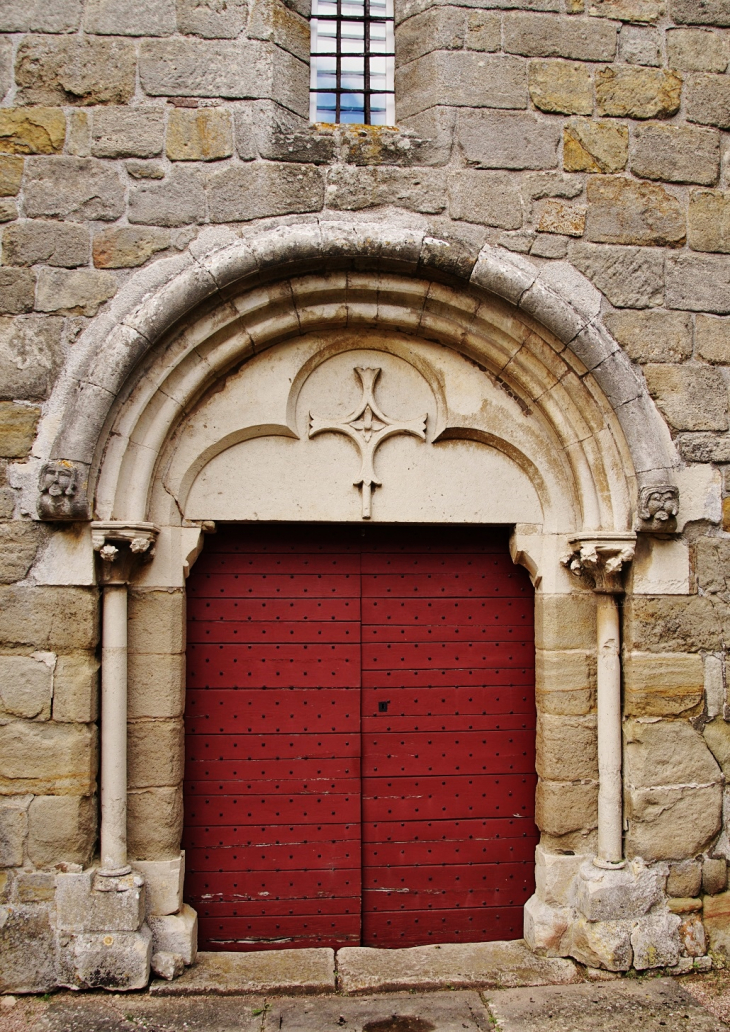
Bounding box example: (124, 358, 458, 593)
(3, 975, 730, 1032)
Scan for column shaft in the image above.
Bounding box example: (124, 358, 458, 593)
(596, 592, 623, 865)
(100, 583, 130, 875)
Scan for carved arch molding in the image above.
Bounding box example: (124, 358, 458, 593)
(26, 220, 679, 534)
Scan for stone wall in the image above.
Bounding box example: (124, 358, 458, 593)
(1, 0, 730, 991)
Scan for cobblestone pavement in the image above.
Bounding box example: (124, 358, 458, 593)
(3, 975, 730, 1032)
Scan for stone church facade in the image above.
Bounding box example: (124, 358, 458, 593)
(2, 0, 730, 994)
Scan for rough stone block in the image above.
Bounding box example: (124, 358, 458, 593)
(623, 652, 704, 716)
(176, 0, 248, 38)
(0, 653, 53, 719)
(448, 170, 522, 229)
(572, 859, 664, 921)
(679, 913, 707, 957)
(570, 916, 633, 971)
(127, 167, 208, 227)
(57, 871, 145, 933)
(0, 523, 43, 584)
(705, 654, 725, 718)
(643, 363, 728, 431)
(396, 8, 468, 63)
(0, 109, 66, 156)
(0, 795, 30, 867)
(128, 720, 184, 790)
(0, 0, 82, 32)
(588, 0, 664, 19)
(395, 52, 527, 119)
(667, 28, 729, 73)
(585, 176, 684, 247)
(0, 721, 97, 795)
(248, 101, 335, 165)
(705, 720, 730, 778)
(0, 401, 40, 457)
(148, 904, 197, 965)
(36, 268, 117, 317)
(503, 12, 617, 59)
(667, 861, 702, 898)
(125, 160, 165, 179)
(0, 269, 35, 316)
(0, 585, 98, 650)
(625, 717, 722, 788)
(133, 855, 184, 917)
(128, 589, 185, 655)
(595, 67, 682, 119)
(93, 227, 170, 269)
(534, 594, 595, 652)
(571, 241, 664, 308)
(24, 157, 124, 221)
(27, 794, 95, 867)
(697, 539, 730, 598)
(687, 74, 730, 130)
(689, 189, 730, 253)
(84, 0, 176, 35)
(523, 895, 571, 956)
(695, 314, 730, 363)
(0, 903, 57, 993)
(529, 60, 593, 115)
(703, 858, 728, 895)
(536, 199, 586, 236)
(15, 37, 137, 107)
(626, 783, 723, 861)
(457, 110, 560, 170)
(16, 871, 56, 903)
(537, 715, 597, 780)
(620, 25, 661, 65)
(0, 198, 17, 223)
(535, 845, 587, 906)
(91, 108, 165, 159)
(66, 925, 152, 991)
(209, 163, 324, 222)
(703, 889, 730, 956)
(536, 779, 598, 837)
(672, 0, 730, 25)
(151, 947, 337, 994)
(0, 315, 64, 401)
(0, 156, 23, 197)
(128, 652, 185, 719)
(152, 951, 185, 980)
(247, 0, 310, 62)
(328, 166, 448, 213)
(3, 220, 90, 268)
(631, 912, 681, 970)
(53, 652, 98, 723)
(166, 108, 233, 161)
(603, 309, 692, 364)
(667, 252, 730, 313)
(631, 125, 720, 186)
(563, 118, 628, 173)
(535, 649, 596, 715)
(128, 786, 183, 861)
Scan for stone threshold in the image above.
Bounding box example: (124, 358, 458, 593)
(149, 939, 579, 996)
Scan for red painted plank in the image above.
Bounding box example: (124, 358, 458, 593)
(196, 553, 361, 575)
(362, 686, 536, 716)
(363, 623, 533, 642)
(366, 837, 536, 866)
(185, 778, 361, 796)
(194, 897, 360, 918)
(362, 715, 535, 733)
(362, 774, 538, 821)
(363, 817, 538, 844)
(362, 573, 529, 598)
(361, 554, 519, 574)
(188, 574, 360, 599)
(362, 641, 534, 669)
(363, 668, 534, 688)
(185, 758, 361, 781)
(186, 688, 360, 734)
(187, 643, 360, 689)
(183, 823, 360, 848)
(362, 730, 536, 775)
(362, 906, 525, 947)
(362, 598, 531, 624)
(185, 792, 360, 825)
(185, 868, 361, 901)
(186, 733, 359, 761)
(186, 840, 360, 871)
(188, 621, 361, 643)
(188, 598, 361, 622)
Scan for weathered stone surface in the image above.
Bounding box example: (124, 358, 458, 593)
(0, 585, 98, 649)
(3, 220, 90, 268)
(535, 846, 587, 907)
(448, 171, 522, 228)
(574, 860, 664, 922)
(458, 110, 560, 170)
(537, 715, 597, 780)
(129, 652, 185, 719)
(148, 904, 197, 966)
(620, 25, 661, 65)
(129, 719, 184, 789)
(0, 269, 35, 316)
(667, 28, 729, 73)
(397, 7, 481, 63)
(585, 177, 685, 247)
(643, 363, 728, 431)
(626, 716, 722, 788)
(0, 316, 64, 400)
(151, 947, 337, 994)
(395, 52, 527, 119)
(689, 189, 730, 253)
(0, 156, 23, 197)
(36, 268, 117, 317)
(126, 160, 165, 179)
(0, 39, 9, 105)
(679, 912, 706, 957)
(529, 60, 593, 115)
(0, 523, 43, 583)
(0, 903, 56, 993)
(687, 74, 730, 130)
(0, 721, 97, 795)
(535, 649, 596, 716)
(536, 199, 586, 236)
(67, 926, 152, 991)
(631, 912, 681, 971)
(0, 402, 40, 457)
(571, 242, 664, 308)
(91, 108, 165, 159)
(631, 124, 720, 185)
(209, 164, 324, 221)
(0, 109, 65, 156)
(534, 595, 595, 652)
(595, 67, 682, 119)
(0, 198, 17, 223)
(247, 0, 310, 62)
(53, 652, 98, 723)
(248, 101, 335, 165)
(84, 0, 176, 35)
(152, 951, 185, 980)
(667, 859, 702, 898)
(128, 786, 183, 860)
(0, 795, 30, 867)
(702, 889, 730, 957)
(625, 593, 730, 653)
(536, 780, 597, 836)
(503, 12, 617, 59)
(563, 118, 628, 173)
(626, 782, 723, 861)
(93, 227, 170, 269)
(696, 538, 730, 599)
(696, 314, 730, 363)
(27, 794, 95, 866)
(128, 167, 207, 227)
(703, 857, 728, 895)
(133, 856, 184, 917)
(176, 0, 248, 38)
(603, 309, 692, 363)
(24, 157, 124, 221)
(672, 0, 730, 25)
(624, 652, 704, 716)
(166, 108, 233, 161)
(15, 37, 137, 106)
(524, 896, 571, 954)
(326, 166, 446, 214)
(667, 252, 730, 313)
(588, 0, 664, 19)
(570, 917, 633, 971)
(0, 654, 52, 719)
(705, 720, 730, 778)
(0, 0, 83, 32)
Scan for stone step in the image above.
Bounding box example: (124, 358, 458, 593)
(149, 948, 337, 995)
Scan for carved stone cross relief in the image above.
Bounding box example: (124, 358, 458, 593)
(309, 366, 427, 518)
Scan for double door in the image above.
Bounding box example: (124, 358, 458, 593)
(183, 524, 537, 951)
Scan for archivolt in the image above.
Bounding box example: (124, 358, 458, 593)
(30, 220, 678, 534)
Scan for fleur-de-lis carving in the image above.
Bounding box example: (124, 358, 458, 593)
(309, 366, 427, 518)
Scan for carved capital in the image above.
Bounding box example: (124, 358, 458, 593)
(91, 522, 159, 585)
(636, 485, 679, 535)
(37, 460, 90, 521)
(562, 533, 636, 595)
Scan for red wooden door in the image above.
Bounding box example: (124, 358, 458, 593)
(184, 525, 537, 952)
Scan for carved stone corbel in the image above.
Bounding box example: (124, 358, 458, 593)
(562, 533, 636, 595)
(92, 522, 159, 584)
(37, 460, 90, 520)
(636, 485, 679, 535)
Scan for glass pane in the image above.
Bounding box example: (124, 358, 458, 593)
(341, 1, 364, 14)
(341, 21, 364, 39)
(316, 1, 338, 14)
(314, 93, 337, 122)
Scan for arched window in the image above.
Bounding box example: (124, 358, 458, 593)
(309, 0, 395, 125)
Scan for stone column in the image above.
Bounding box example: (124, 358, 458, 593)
(92, 522, 159, 877)
(563, 533, 636, 868)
